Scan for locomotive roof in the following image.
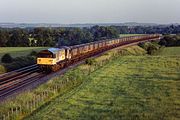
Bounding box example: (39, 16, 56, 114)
(48, 48, 64, 54)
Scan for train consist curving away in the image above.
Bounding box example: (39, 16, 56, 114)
(37, 34, 161, 72)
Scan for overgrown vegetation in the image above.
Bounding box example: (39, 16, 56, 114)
(138, 42, 162, 55)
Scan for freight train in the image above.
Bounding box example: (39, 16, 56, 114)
(37, 34, 161, 72)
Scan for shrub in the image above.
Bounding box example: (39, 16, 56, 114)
(1, 53, 13, 63)
(85, 58, 96, 65)
(0, 65, 6, 74)
(138, 42, 161, 55)
(29, 50, 38, 56)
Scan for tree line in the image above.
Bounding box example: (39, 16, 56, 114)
(115, 25, 180, 34)
(0, 25, 180, 47)
(0, 26, 119, 47)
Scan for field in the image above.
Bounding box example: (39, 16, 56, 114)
(157, 47, 180, 56)
(26, 51, 180, 119)
(0, 47, 47, 60)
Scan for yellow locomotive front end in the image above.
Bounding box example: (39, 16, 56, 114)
(37, 58, 56, 65)
(37, 48, 63, 71)
(37, 47, 70, 72)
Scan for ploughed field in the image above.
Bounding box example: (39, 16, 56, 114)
(26, 47, 180, 120)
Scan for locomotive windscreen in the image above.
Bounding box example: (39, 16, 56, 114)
(38, 51, 55, 58)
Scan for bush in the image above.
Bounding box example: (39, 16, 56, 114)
(0, 65, 6, 74)
(85, 58, 96, 65)
(29, 50, 38, 56)
(1, 53, 13, 63)
(138, 42, 161, 55)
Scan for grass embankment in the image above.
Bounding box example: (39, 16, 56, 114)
(0, 47, 47, 74)
(156, 47, 180, 56)
(25, 50, 180, 120)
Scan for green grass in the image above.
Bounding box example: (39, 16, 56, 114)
(157, 47, 180, 56)
(26, 55, 180, 120)
(0, 47, 48, 61)
(120, 34, 144, 37)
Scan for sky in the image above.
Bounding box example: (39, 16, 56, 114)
(0, 0, 180, 24)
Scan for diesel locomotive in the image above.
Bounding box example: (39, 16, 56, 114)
(37, 34, 161, 71)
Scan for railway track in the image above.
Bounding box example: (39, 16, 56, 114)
(0, 37, 160, 101)
(0, 65, 44, 100)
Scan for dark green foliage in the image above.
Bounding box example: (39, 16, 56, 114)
(146, 44, 159, 55)
(29, 50, 38, 56)
(58, 26, 118, 46)
(90, 26, 119, 41)
(1, 53, 13, 63)
(115, 25, 180, 34)
(0, 26, 119, 47)
(138, 42, 161, 55)
(1, 25, 180, 47)
(0, 29, 9, 47)
(4, 56, 35, 71)
(7, 29, 29, 47)
(85, 58, 96, 65)
(159, 34, 180, 47)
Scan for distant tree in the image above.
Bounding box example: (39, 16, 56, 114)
(90, 26, 119, 41)
(7, 29, 29, 47)
(0, 30, 9, 47)
(34, 28, 55, 47)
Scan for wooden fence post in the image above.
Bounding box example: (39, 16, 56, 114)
(7, 111, 10, 120)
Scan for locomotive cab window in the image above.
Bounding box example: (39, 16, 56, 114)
(38, 53, 54, 58)
(38, 50, 54, 58)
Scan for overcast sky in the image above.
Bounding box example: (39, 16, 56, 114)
(0, 0, 179, 24)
